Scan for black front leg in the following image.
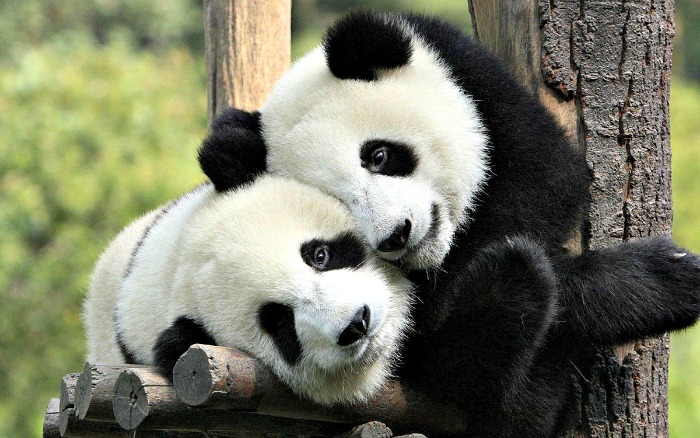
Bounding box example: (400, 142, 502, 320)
(401, 236, 559, 436)
(553, 236, 700, 345)
(152, 315, 216, 380)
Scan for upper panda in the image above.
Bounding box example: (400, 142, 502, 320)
(199, 11, 700, 436)
(83, 175, 413, 406)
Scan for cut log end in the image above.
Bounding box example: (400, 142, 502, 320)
(74, 362, 93, 420)
(112, 369, 150, 430)
(172, 345, 214, 406)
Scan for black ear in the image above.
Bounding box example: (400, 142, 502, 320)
(323, 11, 412, 81)
(198, 107, 267, 192)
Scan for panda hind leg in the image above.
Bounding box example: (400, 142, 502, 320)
(432, 236, 560, 434)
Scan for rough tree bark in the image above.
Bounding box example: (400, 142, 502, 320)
(468, 0, 674, 436)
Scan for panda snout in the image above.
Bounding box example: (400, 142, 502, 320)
(337, 305, 371, 346)
(377, 219, 412, 252)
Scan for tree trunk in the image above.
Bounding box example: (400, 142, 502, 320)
(203, 0, 291, 121)
(468, 1, 674, 436)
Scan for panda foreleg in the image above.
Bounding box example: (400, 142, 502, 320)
(152, 315, 216, 380)
(552, 236, 700, 345)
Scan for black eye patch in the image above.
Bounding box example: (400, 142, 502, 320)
(258, 303, 302, 365)
(360, 139, 417, 177)
(300, 232, 366, 271)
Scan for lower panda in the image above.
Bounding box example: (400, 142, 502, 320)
(83, 175, 413, 405)
(199, 11, 700, 437)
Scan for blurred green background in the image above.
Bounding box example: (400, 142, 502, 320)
(0, 1, 697, 436)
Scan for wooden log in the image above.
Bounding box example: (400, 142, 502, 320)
(112, 366, 347, 436)
(75, 362, 144, 421)
(58, 373, 80, 436)
(333, 421, 393, 438)
(173, 344, 465, 436)
(204, 0, 291, 119)
(112, 367, 178, 430)
(43, 398, 61, 438)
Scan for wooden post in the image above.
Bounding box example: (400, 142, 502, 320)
(204, 0, 291, 121)
(468, 1, 674, 436)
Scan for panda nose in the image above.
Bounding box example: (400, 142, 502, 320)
(337, 305, 371, 346)
(377, 219, 412, 252)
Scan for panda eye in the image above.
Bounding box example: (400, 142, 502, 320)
(300, 235, 364, 272)
(312, 245, 331, 269)
(371, 147, 388, 169)
(360, 139, 417, 177)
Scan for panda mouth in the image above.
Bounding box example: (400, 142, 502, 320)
(403, 204, 441, 254)
(375, 204, 441, 267)
(382, 204, 440, 270)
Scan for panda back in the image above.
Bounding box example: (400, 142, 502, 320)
(84, 209, 161, 363)
(114, 183, 216, 364)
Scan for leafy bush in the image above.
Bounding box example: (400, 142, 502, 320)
(0, 35, 206, 437)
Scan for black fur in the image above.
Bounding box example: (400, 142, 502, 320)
(116, 330, 140, 365)
(360, 139, 417, 176)
(323, 10, 412, 81)
(258, 303, 302, 365)
(153, 316, 216, 380)
(198, 108, 266, 192)
(199, 12, 700, 437)
(300, 232, 366, 271)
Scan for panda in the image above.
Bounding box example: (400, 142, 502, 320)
(83, 175, 414, 406)
(198, 11, 700, 437)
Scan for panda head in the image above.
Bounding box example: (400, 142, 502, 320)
(200, 12, 489, 270)
(186, 175, 413, 405)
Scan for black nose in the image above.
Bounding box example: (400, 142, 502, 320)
(377, 219, 412, 252)
(337, 305, 371, 346)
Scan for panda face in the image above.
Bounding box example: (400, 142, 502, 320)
(261, 41, 489, 269)
(185, 176, 413, 405)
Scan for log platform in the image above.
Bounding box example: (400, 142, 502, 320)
(42, 345, 450, 437)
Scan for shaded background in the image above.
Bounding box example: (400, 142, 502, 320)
(0, 1, 698, 436)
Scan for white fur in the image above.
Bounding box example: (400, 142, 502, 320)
(84, 176, 413, 405)
(261, 21, 489, 269)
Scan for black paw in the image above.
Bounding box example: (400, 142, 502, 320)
(463, 236, 559, 342)
(642, 237, 700, 323)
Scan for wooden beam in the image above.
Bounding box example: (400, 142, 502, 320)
(172, 344, 467, 436)
(111, 366, 349, 435)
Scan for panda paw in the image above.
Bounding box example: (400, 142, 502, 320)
(642, 237, 700, 324)
(198, 107, 267, 192)
(463, 235, 559, 338)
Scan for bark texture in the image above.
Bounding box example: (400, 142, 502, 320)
(204, 0, 291, 120)
(469, 0, 674, 436)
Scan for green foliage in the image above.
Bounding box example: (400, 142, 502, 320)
(0, 35, 206, 437)
(669, 79, 700, 438)
(675, 0, 700, 81)
(0, 0, 204, 57)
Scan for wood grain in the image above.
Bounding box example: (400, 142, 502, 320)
(204, 0, 291, 120)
